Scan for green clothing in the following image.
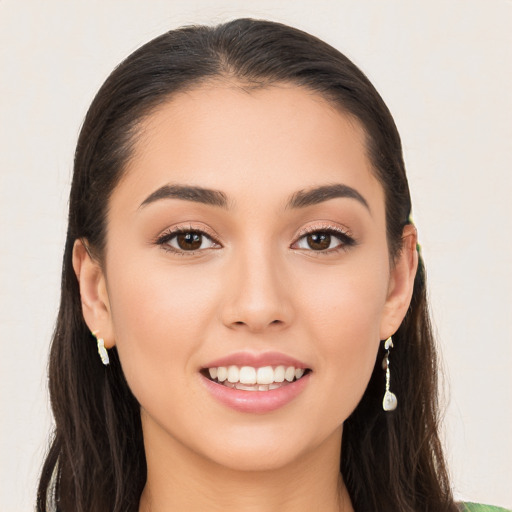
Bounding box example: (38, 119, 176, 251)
(460, 503, 512, 512)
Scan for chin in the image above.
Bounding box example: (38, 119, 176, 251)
(206, 445, 308, 473)
(193, 423, 340, 474)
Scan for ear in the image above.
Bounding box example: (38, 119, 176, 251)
(379, 224, 419, 339)
(72, 239, 115, 348)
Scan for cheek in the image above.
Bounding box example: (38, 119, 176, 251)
(105, 254, 221, 405)
(298, 250, 389, 344)
(295, 255, 388, 417)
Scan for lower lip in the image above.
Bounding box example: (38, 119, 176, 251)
(200, 372, 311, 414)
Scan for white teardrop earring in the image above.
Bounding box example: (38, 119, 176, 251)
(382, 336, 397, 411)
(92, 331, 110, 366)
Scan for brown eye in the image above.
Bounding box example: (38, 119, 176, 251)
(157, 229, 219, 254)
(293, 227, 355, 253)
(176, 232, 203, 251)
(306, 233, 332, 251)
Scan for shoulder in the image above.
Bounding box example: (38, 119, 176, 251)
(459, 502, 512, 512)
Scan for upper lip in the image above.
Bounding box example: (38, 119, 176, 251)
(202, 351, 311, 370)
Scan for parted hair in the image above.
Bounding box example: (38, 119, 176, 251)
(37, 18, 458, 512)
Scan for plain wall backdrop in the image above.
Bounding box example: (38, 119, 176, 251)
(1, 1, 511, 510)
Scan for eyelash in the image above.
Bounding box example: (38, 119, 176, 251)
(155, 223, 356, 257)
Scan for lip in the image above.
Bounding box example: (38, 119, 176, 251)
(202, 351, 310, 370)
(200, 370, 312, 414)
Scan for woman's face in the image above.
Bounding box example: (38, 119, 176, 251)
(82, 83, 415, 471)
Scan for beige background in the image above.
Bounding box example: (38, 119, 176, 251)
(0, 1, 511, 510)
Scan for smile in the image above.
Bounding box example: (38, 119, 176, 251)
(203, 365, 310, 391)
(200, 365, 312, 413)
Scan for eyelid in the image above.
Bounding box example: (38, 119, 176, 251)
(293, 222, 353, 240)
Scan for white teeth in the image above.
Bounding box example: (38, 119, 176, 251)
(239, 366, 257, 384)
(235, 382, 259, 391)
(205, 364, 308, 388)
(227, 365, 239, 383)
(274, 365, 285, 382)
(217, 366, 227, 382)
(284, 366, 295, 382)
(256, 366, 274, 385)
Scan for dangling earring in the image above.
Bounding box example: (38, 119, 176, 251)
(92, 331, 110, 366)
(382, 336, 397, 411)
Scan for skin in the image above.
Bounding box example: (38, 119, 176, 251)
(73, 82, 418, 512)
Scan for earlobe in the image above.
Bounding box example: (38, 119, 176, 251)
(72, 239, 115, 348)
(380, 224, 419, 339)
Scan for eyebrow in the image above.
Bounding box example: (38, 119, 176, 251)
(286, 183, 370, 212)
(140, 184, 230, 209)
(139, 183, 370, 212)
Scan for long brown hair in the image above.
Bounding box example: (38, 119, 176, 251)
(37, 18, 457, 512)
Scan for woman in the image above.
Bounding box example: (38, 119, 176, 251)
(36, 18, 508, 512)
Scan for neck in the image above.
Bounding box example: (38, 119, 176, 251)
(138, 419, 353, 512)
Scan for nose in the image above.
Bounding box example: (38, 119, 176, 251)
(220, 245, 294, 334)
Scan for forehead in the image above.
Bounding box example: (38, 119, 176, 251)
(117, 82, 384, 215)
